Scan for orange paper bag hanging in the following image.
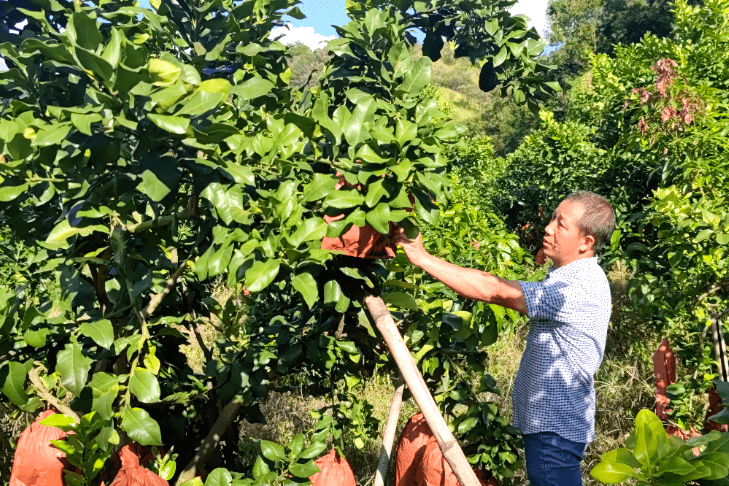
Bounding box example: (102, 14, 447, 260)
(107, 444, 168, 486)
(395, 413, 433, 486)
(320, 173, 398, 259)
(414, 440, 497, 486)
(308, 449, 356, 486)
(100, 442, 160, 486)
(9, 409, 70, 486)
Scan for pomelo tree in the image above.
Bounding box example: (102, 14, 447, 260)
(0, 0, 555, 483)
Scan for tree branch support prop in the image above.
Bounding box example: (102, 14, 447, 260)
(364, 295, 480, 486)
(374, 374, 405, 486)
(176, 399, 242, 485)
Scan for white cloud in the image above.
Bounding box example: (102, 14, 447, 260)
(271, 24, 336, 50)
(509, 0, 550, 37)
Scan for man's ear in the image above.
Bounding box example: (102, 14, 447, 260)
(580, 234, 596, 254)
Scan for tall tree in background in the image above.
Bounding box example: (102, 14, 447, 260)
(547, 0, 676, 72)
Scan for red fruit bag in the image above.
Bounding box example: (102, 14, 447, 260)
(414, 440, 496, 486)
(395, 413, 433, 486)
(107, 444, 168, 486)
(308, 449, 356, 486)
(9, 410, 69, 486)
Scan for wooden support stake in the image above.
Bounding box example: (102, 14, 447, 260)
(365, 295, 480, 486)
(374, 375, 405, 486)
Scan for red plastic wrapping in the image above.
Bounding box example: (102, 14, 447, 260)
(308, 449, 356, 486)
(395, 413, 433, 486)
(107, 444, 168, 486)
(9, 410, 69, 486)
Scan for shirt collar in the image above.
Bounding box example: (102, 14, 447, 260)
(547, 256, 598, 277)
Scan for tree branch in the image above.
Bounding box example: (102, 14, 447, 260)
(127, 209, 195, 234)
(142, 263, 188, 321)
(175, 399, 242, 485)
(29, 366, 80, 423)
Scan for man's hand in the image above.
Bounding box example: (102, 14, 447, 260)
(393, 227, 429, 266)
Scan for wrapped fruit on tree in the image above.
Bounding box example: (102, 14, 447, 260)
(0, 0, 555, 484)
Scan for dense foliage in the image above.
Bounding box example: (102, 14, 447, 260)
(0, 0, 555, 484)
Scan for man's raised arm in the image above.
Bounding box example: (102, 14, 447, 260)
(395, 231, 528, 315)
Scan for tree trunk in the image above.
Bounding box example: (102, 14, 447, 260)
(365, 295, 480, 486)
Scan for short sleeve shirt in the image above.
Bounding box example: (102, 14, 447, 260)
(513, 257, 611, 444)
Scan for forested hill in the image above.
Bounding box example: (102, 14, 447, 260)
(286, 0, 678, 157)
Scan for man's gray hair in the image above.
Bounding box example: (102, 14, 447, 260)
(564, 191, 616, 253)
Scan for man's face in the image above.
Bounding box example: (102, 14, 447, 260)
(542, 200, 593, 268)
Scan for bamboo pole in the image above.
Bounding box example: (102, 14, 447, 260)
(365, 295, 480, 486)
(374, 375, 405, 486)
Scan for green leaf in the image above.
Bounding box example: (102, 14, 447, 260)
(138, 169, 174, 201)
(71, 113, 102, 136)
(633, 409, 668, 467)
(292, 272, 319, 308)
(400, 57, 432, 95)
(382, 292, 418, 311)
(56, 342, 92, 395)
(324, 190, 364, 209)
(79, 319, 114, 349)
(589, 460, 636, 484)
(289, 460, 320, 479)
(245, 260, 281, 293)
(32, 124, 71, 147)
(76, 47, 114, 82)
(101, 28, 122, 68)
(44, 220, 108, 251)
(343, 98, 374, 146)
(129, 368, 161, 404)
(201, 183, 246, 225)
(288, 218, 328, 248)
(205, 468, 233, 486)
(148, 114, 190, 135)
(40, 413, 77, 431)
(121, 408, 162, 445)
(366, 203, 391, 234)
(260, 440, 286, 462)
(24, 329, 50, 348)
(148, 58, 182, 86)
(299, 442, 327, 460)
(252, 456, 270, 479)
(656, 456, 696, 475)
(230, 77, 274, 100)
(694, 229, 713, 243)
(303, 174, 337, 202)
(0, 183, 29, 202)
(0, 361, 29, 407)
(176, 91, 227, 117)
(457, 417, 478, 434)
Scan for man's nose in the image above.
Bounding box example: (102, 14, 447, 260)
(544, 222, 554, 235)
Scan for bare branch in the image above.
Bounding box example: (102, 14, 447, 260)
(142, 263, 188, 321)
(127, 209, 195, 234)
(28, 366, 80, 423)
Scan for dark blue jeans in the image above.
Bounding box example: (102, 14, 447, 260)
(523, 432, 587, 486)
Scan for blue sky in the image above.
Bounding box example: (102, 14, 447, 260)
(136, 0, 550, 50)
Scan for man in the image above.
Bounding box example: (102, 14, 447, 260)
(395, 191, 615, 486)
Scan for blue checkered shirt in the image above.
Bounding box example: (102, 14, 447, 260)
(514, 257, 611, 444)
